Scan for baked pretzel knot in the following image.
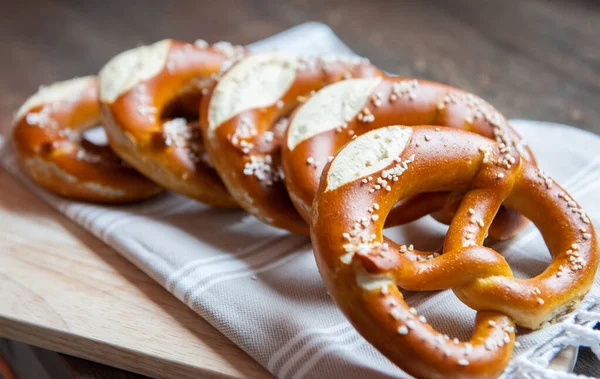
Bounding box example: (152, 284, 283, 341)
(12, 76, 162, 202)
(99, 39, 244, 207)
(199, 53, 381, 234)
(283, 77, 534, 240)
(311, 125, 597, 378)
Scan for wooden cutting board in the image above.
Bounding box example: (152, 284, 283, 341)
(0, 168, 270, 379)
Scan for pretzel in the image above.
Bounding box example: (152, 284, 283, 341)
(199, 53, 382, 234)
(99, 39, 245, 207)
(283, 77, 534, 240)
(311, 125, 597, 378)
(11, 76, 162, 202)
(0, 355, 15, 379)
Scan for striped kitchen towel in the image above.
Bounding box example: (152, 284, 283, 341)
(1, 23, 599, 378)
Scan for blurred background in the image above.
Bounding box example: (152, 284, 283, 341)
(1, 0, 599, 135)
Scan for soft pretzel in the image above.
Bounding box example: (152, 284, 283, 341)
(199, 53, 381, 234)
(99, 39, 244, 207)
(283, 77, 534, 240)
(11, 76, 162, 202)
(311, 125, 597, 378)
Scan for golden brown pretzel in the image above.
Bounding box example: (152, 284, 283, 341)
(311, 125, 597, 378)
(283, 77, 534, 240)
(12, 76, 162, 202)
(199, 53, 381, 234)
(99, 39, 244, 207)
(0, 354, 15, 379)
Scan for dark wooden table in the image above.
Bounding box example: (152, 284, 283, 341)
(2, 0, 599, 137)
(1, 0, 598, 377)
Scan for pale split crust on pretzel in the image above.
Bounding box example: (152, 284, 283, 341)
(311, 125, 597, 379)
(99, 39, 245, 207)
(200, 52, 382, 234)
(283, 77, 535, 241)
(11, 76, 163, 203)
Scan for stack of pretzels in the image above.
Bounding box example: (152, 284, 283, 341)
(11, 39, 597, 378)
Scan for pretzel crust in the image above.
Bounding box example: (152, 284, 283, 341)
(283, 77, 533, 240)
(99, 39, 244, 207)
(12, 76, 162, 203)
(199, 53, 382, 234)
(311, 125, 597, 378)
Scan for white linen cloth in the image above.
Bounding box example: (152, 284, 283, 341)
(1, 22, 599, 379)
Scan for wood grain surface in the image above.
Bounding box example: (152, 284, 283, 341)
(1, 0, 599, 137)
(0, 169, 269, 378)
(1, 0, 598, 378)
